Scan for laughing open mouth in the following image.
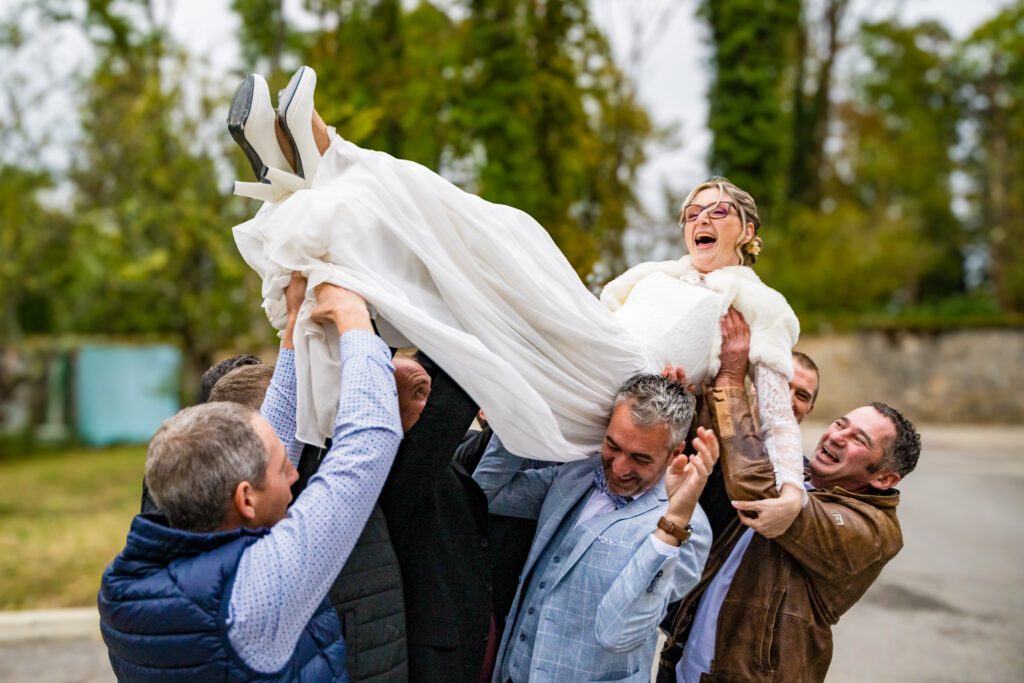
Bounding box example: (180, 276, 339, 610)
(694, 233, 717, 246)
(820, 445, 840, 463)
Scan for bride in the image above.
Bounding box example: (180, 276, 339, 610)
(228, 66, 803, 504)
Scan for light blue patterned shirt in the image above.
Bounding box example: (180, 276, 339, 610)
(226, 331, 402, 672)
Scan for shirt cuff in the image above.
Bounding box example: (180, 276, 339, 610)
(649, 533, 680, 557)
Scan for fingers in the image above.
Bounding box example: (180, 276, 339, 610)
(284, 272, 308, 316)
(309, 283, 367, 327)
(691, 426, 719, 468)
(688, 451, 710, 481)
(720, 307, 735, 338)
(677, 451, 711, 488)
(314, 282, 366, 307)
(731, 496, 799, 538)
(722, 307, 751, 339)
(661, 364, 690, 389)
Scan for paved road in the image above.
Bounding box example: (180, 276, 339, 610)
(823, 422, 1024, 683)
(2, 423, 1022, 682)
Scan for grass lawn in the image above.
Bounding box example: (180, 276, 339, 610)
(0, 445, 146, 610)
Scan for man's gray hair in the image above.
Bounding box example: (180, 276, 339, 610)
(612, 374, 696, 451)
(145, 402, 268, 533)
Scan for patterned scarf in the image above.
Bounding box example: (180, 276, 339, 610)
(593, 465, 630, 510)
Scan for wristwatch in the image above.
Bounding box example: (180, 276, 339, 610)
(657, 516, 693, 544)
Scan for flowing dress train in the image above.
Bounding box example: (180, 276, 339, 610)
(233, 133, 801, 485)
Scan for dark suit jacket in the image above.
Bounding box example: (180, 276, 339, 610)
(294, 441, 408, 683)
(379, 357, 494, 683)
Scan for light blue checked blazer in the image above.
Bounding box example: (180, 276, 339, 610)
(474, 437, 711, 683)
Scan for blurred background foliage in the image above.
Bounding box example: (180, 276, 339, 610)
(1, 0, 1023, 383)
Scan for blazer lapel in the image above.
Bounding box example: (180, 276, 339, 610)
(520, 460, 597, 578)
(551, 478, 669, 585)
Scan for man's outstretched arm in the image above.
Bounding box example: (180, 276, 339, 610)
(472, 433, 560, 520)
(712, 308, 800, 538)
(378, 354, 478, 533)
(228, 284, 403, 674)
(261, 272, 307, 467)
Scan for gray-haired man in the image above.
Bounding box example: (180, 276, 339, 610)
(474, 370, 716, 683)
(99, 278, 402, 682)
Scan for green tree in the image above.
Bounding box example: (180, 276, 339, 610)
(837, 20, 964, 305)
(0, 1, 82, 343)
(957, 2, 1024, 312)
(460, 0, 652, 278)
(787, 0, 850, 209)
(697, 0, 802, 214)
(0, 166, 71, 341)
(65, 0, 261, 385)
(233, 0, 653, 281)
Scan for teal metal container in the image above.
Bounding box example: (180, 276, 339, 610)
(75, 345, 181, 446)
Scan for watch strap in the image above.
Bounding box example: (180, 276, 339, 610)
(657, 516, 692, 544)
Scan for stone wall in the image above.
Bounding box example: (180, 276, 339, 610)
(796, 328, 1024, 424)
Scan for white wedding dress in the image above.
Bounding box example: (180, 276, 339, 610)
(233, 133, 803, 490)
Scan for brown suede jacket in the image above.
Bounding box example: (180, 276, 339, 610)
(659, 386, 903, 683)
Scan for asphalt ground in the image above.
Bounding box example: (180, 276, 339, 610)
(2, 422, 1022, 682)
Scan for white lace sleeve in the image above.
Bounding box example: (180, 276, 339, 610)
(753, 363, 807, 505)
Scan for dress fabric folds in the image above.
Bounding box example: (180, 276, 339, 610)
(233, 134, 794, 464)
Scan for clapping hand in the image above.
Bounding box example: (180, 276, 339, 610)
(663, 426, 718, 527)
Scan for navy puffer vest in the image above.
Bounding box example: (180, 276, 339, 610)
(98, 514, 348, 682)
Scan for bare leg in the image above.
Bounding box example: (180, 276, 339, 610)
(275, 109, 329, 171)
(275, 118, 296, 171)
(312, 110, 330, 154)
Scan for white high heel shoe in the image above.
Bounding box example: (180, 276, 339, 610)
(227, 74, 292, 180)
(233, 166, 307, 202)
(277, 66, 321, 182)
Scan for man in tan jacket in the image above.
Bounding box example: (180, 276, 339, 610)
(660, 309, 921, 682)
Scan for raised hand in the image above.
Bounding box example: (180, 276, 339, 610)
(281, 271, 308, 350)
(717, 307, 750, 388)
(285, 271, 307, 319)
(663, 426, 718, 529)
(661, 364, 695, 393)
(310, 282, 373, 334)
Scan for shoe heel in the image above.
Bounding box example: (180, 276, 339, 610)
(263, 166, 306, 193)
(227, 75, 265, 179)
(278, 66, 321, 182)
(229, 74, 293, 181)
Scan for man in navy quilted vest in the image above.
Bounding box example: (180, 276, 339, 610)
(98, 274, 403, 682)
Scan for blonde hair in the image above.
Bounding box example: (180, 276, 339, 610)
(679, 177, 763, 266)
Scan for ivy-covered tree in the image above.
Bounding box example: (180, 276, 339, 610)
(697, 0, 802, 214)
(460, 0, 652, 278)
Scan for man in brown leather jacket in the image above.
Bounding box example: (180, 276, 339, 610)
(660, 309, 921, 682)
